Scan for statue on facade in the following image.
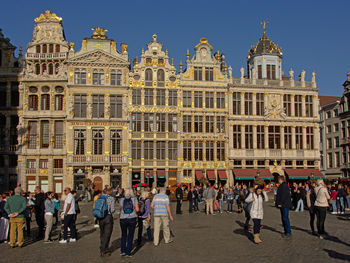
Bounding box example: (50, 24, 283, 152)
(289, 68, 294, 80)
(312, 72, 316, 83)
(240, 67, 244, 78)
(300, 70, 306, 82)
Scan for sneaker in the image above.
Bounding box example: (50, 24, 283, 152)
(44, 240, 53, 244)
(69, 238, 76, 242)
(120, 253, 126, 256)
(165, 239, 174, 244)
(319, 235, 324, 240)
(59, 239, 67, 244)
(125, 255, 132, 258)
(331, 212, 337, 215)
(94, 224, 99, 228)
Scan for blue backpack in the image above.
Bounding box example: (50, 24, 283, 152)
(93, 195, 108, 219)
(123, 198, 134, 214)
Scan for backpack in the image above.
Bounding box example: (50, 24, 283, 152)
(137, 198, 146, 216)
(93, 195, 108, 219)
(123, 198, 134, 214)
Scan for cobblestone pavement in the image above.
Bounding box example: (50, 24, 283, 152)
(1, 200, 350, 263)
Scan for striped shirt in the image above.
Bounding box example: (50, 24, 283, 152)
(152, 193, 169, 217)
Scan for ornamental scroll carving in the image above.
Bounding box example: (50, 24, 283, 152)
(264, 94, 286, 119)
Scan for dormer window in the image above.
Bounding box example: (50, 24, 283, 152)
(266, 64, 276, 80)
(194, 67, 202, 81)
(158, 59, 164, 64)
(205, 67, 213, 81)
(146, 58, 152, 64)
(145, 68, 153, 86)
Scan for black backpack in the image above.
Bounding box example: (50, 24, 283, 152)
(137, 198, 146, 216)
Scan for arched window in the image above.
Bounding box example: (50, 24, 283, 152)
(48, 64, 54, 75)
(42, 63, 47, 74)
(55, 45, 60, 53)
(42, 44, 47, 53)
(49, 44, 54, 53)
(35, 64, 40, 75)
(145, 68, 153, 86)
(93, 130, 104, 155)
(36, 45, 41, 53)
(55, 63, 59, 74)
(111, 130, 121, 155)
(157, 69, 165, 87)
(41, 94, 50, 110)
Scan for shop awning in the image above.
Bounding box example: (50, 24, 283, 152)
(232, 169, 273, 180)
(144, 170, 154, 178)
(195, 170, 203, 180)
(157, 169, 166, 178)
(285, 169, 324, 180)
(218, 170, 227, 180)
(207, 170, 216, 180)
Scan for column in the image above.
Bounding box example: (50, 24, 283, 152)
(104, 127, 110, 156)
(314, 126, 320, 150)
(203, 141, 207, 161)
(252, 93, 257, 116)
(240, 92, 245, 115)
(301, 95, 306, 117)
(313, 95, 318, 118)
(7, 81, 11, 108)
(253, 125, 257, 149)
(280, 126, 285, 150)
(87, 94, 92, 118)
(302, 126, 307, 150)
(241, 125, 245, 149)
(228, 92, 233, 115)
(86, 126, 92, 155)
(48, 158, 53, 191)
(291, 95, 295, 117)
(141, 89, 145, 105)
(191, 140, 195, 161)
(229, 124, 233, 149)
(291, 126, 296, 150)
(264, 125, 269, 149)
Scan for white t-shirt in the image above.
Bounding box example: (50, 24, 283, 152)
(63, 193, 76, 215)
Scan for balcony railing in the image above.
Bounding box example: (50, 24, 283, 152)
(26, 52, 67, 59)
(73, 155, 86, 163)
(71, 154, 123, 164)
(270, 149, 282, 157)
(26, 168, 36, 174)
(53, 168, 63, 174)
(92, 155, 104, 163)
(111, 155, 123, 163)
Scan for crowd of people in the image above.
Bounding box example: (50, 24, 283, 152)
(0, 177, 349, 256)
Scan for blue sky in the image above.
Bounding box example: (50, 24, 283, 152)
(1, 0, 348, 96)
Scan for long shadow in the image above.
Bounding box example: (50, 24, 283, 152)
(324, 249, 350, 261)
(325, 235, 350, 248)
(77, 228, 97, 239)
(110, 237, 122, 253)
(76, 219, 90, 227)
(263, 225, 284, 235)
(234, 220, 253, 241)
(291, 225, 313, 235)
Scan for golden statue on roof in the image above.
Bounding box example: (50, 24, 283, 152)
(34, 10, 62, 22)
(91, 27, 108, 40)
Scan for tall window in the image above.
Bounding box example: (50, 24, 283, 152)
(257, 65, 262, 79)
(27, 159, 36, 169)
(132, 90, 141, 105)
(306, 127, 314, 150)
(29, 95, 38, 111)
(266, 64, 276, 80)
(42, 44, 47, 53)
(194, 116, 203, 133)
(41, 94, 50, 110)
(74, 94, 86, 118)
(216, 92, 225, 109)
(92, 95, 104, 118)
(168, 90, 177, 106)
(144, 89, 153, 105)
(92, 69, 105, 85)
(157, 69, 165, 87)
(40, 120, 50, 148)
(74, 129, 86, 155)
(341, 121, 346, 138)
(256, 93, 264, 116)
(28, 121, 37, 149)
(295, 126, 303, 150)
(168, 114, 178, 132)
(111, 130, 121, 155)
(55, 95, 64, 110)
(206, 141, 214, 161)
(283, 94, 291, 117)
(257, 125, 265, 149)
(156, 89, 165, 106)
(156, 141, 166, 159)
(183, 141, 192, 161)
(39, 159, 48, 169)
(49, 44, 54, 53)
(328, 153, 333, 168)
(244, 93, 253, 115)
(294, 95, 302, 117)
(54, 121, 64, 149)
(205, 116, 214, 133)
(132, 141, 141, 159)
(233, 125, 241, 149)
(168, 141, 177, 160)
(110, 70, 122, 86)
(268, 126, 280, 149)
(132, 113, 142, 131)
(156, 114, 166, 132)
(183, 115, 192, 133)
(145, 68, 153, 86)
(217, 141, 225, 161)
(54, 159, 63, 169)
(284, 126, 292, 150)
(74, 68, 87, 84)
(245, 125, 253, 149)
(92, 129, 104, 155)
(233, 92, 241, 115)
(194, 67, 202, 81)
(205, 67, 213, 81)
(144, 141, 153, 160)
(305, 95, 313, 117)
(55, 45, 60, 53)
(205, 92, 214, 108)
(216, 116, 225, 133)
(110, 95, 122, 118)
(194, 91, 203, 108)
(183, 91, 192, 108)
(194, 141, 203, 161)
(144, 113, 154, 132)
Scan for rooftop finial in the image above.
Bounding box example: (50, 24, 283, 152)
(153, 33, 157, 42)
(347, 72, 350, 81)
(91, 27, 108, 40)
(261, 20, 269, 36)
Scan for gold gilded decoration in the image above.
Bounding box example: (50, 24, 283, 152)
(34, 10, 62, 22)
(91, 27, 108, 40)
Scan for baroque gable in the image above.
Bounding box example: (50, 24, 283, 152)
(68, 50, 128, 66)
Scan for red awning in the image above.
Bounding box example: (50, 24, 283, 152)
(218, 170, 227, 180)
(232, 169, 273, 180)
(207, 170, 216, 180)
(195, 170, 203, 180)
(285, 169, 324, 179)
(144, 170, 154, 178)
(157, 169, 166, 178)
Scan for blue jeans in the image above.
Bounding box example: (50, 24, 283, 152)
(332, 200, 337, 213)
(280, 208, 291, 235)
(346, 196, 350, 209)
(218, 200, 223, 212)
(189, 199, 193, 212)
(296, 199, 304, 211)
(193, 199, 199, 211)
(227, 200, 233, 212)
(339, 197, 345, 213)
(120, 218, 137, 256)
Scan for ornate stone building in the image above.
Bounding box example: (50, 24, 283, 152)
(0, 29, 22, 192)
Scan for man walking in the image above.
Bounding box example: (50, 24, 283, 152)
(151, 187, 173, 246)
(276, 176, 292, 237)
(175, 184, 183, 214)
(34, 186, 45, 239)
(188, 187, 193, 213)
(98, 186, 115, 257)
(4, 187, 27, 248)
(59, 188, 77, 243)
(204, 184, 215, 215)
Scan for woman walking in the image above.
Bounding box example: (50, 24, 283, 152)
(137, 191, 153, 246)
(314, 179, 331, 239)
(306, 181, 317, 235)
(217, 187, 224, 213)
(119, 188, 139, 257)
(245, 186, 269, 244)
(227, 187, 234, 213)
(44, 192, 55, 243)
